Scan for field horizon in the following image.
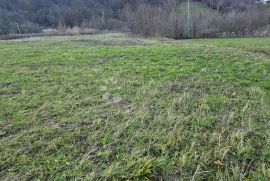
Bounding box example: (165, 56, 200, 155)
(0, 33, 270, 180)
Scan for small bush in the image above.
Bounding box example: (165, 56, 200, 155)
(42, 28, 61, 35)
(66, 26, 81, 35)
(254, 25, 270, 37)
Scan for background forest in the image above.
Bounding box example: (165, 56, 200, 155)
(0, 0, 270, 38)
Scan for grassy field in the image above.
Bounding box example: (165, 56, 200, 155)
(0, 33, 270, 180)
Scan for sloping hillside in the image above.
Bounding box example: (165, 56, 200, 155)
(0, 0, 266, 36)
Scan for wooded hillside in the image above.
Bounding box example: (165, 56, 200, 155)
(0, 0, 269, 38)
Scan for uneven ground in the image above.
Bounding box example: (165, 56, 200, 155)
(0, 33, 270, 180)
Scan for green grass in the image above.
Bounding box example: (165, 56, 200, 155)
(0, 33, 270, 180)
(178, 1, 217, 15)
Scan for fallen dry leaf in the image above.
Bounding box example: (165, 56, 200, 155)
(213, 160, 224, 166)
(0, 131, 7, 137)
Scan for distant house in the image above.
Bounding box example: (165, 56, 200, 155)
(256, 0, 270, 4)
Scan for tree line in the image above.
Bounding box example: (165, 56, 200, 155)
(0, 0, 269, 38)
